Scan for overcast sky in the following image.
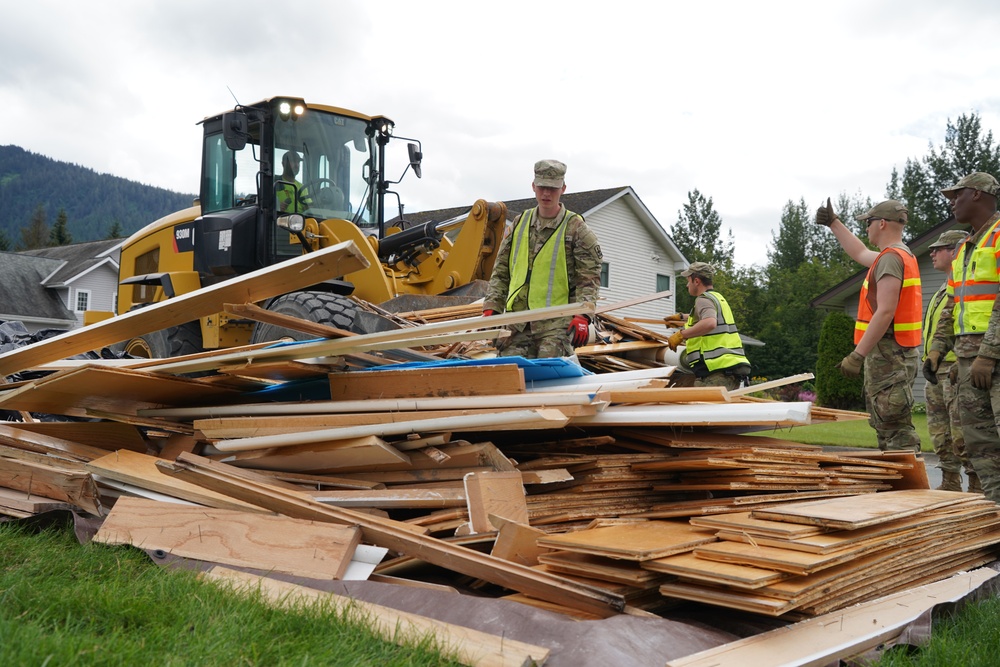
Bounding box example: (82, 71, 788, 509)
(4, 1, 1000, 266)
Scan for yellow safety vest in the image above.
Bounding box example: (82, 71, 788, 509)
(276, 179, 311, 213)
(923, 286, 956, 362)
(948, 215, 1000, 335)
(682, 290, 750, 373)
(505, 207, 572, 311)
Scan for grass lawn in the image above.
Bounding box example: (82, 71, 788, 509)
(754, 413, 933, 452)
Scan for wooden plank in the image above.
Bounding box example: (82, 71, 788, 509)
(643, 552, 792, 589)
(141, 302, 592, 376)
(0, 484, 75, 515)
(328, 364, 525, 401)
(0, 423, 118, 462)
(751, 489, 977, 530)
(85, 450, 266, 512)
(0, 365, 240, 416)
(0, 456, 102, 515)
(666, 568, 1000, 667)
(141, 390, 606, 419)
(202, 566, 551, 667)
(728, 373, 814, 398)
(94, 497, 361, 580)
(160, 452, 626, 617)
(490, 519, 548, 566)
(537, 521, 717, 561)
(6, 421, 147, 453)
(607, 386, 730, 404)
(211, 409, 570, 453)
(570, 403, 811, 428)
(0, 240, 368, 377)
(595, 289, 673, 314)
(222, 435, 409, 473)
(307, 488, 467, 509)
(539, 550, 668, 586)
(463, 471, 528, 533)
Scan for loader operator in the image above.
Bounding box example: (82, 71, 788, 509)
(483, 159, 603, 359)
(815, 198, 922, 452)
(276, 151, 312, 213)
(665, 262, 751, 391)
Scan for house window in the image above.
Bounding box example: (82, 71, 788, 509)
(656, 274, 671, 292)
(600, 262, 609, 288)
(75, 289, 91, 312)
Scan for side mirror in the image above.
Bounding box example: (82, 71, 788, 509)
(408, 142, 423, 179)
(223, 112, 248, 151)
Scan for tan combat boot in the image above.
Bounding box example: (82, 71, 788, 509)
(967, 471, 983, 494)
(937, 470, 963, 492)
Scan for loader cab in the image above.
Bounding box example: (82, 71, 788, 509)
(195, 98, 380, 281)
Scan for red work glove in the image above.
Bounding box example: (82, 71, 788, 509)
(568, 315, 590, 347)
(483, 309, 497, 317)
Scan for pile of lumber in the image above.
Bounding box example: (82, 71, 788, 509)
(0, 241, 996, 661)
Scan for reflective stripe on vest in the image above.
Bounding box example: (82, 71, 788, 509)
(923, 286, 957, 362)
(948, 216, 1000, 336)
(682, 290, 750, 373)
(505, 207, 572, 311)
(854, 246, 922, 347)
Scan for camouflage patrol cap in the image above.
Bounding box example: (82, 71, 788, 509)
(533, 159, 567, 188)
(929, 229, 969, 249)
(855, 200, 908, 224)
(681, 261, 715, 280)
(940, 172, 1000, 200)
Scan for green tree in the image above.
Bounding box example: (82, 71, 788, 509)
(670, 189, 736, 312)
(17, 204, 50, 250)
(106, 219, 124, 239)
(815, 310, 865, 410)
(893, 113, 1000, 239)
(0, 228, 10, 251)
(49, 208, 73, 246)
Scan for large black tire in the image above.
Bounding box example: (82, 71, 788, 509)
(123, 321, 203, 359)
(250, 291, 358, 343)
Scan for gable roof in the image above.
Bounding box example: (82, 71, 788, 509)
(19, 238, 122, 287)
(0, 252, 77, 322)
(394, 186, 685, 264)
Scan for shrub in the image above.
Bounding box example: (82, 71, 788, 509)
(815, 311, 865, 410)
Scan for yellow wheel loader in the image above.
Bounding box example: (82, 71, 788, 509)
(111, 97, 507, 357)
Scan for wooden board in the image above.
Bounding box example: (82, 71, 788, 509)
(607, 386, 730, 404)
(463, 471, 528, 533)
(751, 489, 977, 530)
(222, 435, 410, 473)
(643, 551, 792, 589)
(307, 488, 467, 509)
(0, 240, 368, 377)
(6, 420, 147, 453)
(85, 450, 265, 512)
(203, 566, 551, 667)
(94, 497, 361, 580)
(0, 365, 240, 416)
(538, 550, 668, 586)
(0, 456, 102, 515)
(536, 520, 717, 561)
(490, 519, 548, 566)
(328, 363, 525, 400)
(666, 568, 999, 667)
(0, 485, 74, 515)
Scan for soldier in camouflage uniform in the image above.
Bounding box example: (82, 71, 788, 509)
(483, 160, 603, 359)
(930, 172, 1000, 502)
(815, 199, 923, 452)
(666, 262, 751, 391)
(922, 230, 976, 491)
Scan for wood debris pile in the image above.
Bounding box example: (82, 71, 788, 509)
(0, 243, 997, 663)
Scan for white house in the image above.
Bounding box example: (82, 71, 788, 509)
(400, 186, 689, 322)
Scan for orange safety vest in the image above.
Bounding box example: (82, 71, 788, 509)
(854, 246, 922, 347)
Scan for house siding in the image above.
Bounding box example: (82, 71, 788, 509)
(585, 199, 678, 322)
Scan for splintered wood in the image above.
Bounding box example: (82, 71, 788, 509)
(0, 287, 996, 644)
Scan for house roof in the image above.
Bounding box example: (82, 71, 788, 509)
(811, 215, 962, 310)
(19, 238, 122, 287)
(393, 186, 686, 264)
(0, 252, 77, 322)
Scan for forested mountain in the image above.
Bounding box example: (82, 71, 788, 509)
(0, 145, 195, 248)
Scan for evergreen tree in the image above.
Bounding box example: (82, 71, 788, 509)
(49, 208, 73, 246)
(17, 204, 50, 250)
(106, 219, 124, 239)
(892, 113, 1000, 239)
(0, 228, 9, 251)
(670, 189, 736, 312)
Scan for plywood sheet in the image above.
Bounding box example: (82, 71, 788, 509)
(329, 363, 525, 400)
(537, 520, 717, 561)
(95, 497, 361, 580)
(464, 471, 528, 533)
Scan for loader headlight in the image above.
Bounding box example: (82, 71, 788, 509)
(278, 214, 305, 233)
